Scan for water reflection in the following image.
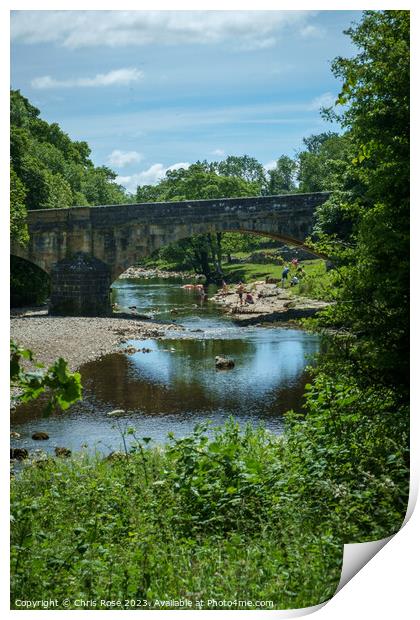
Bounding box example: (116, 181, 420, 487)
(11, 278, 320, 455)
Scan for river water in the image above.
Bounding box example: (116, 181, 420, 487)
(11, 277, 320, 455)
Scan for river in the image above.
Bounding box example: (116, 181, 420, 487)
(11, 277, 320, 455)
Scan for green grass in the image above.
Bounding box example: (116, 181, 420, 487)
(291, 260, 338, 301)
(222, 261, 281, 283)
(11, 421, 342, 610)
(135, 251, 338, 302)
(222, 258, 338, 301)
(11, 392, 407, 610)
(135, 255, 195, 274)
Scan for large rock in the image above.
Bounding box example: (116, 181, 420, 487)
(215, 356, 235, 369)
(32, 431, 49, 440)
(54, 447, 72, 458)
(10, 448, 29, 460)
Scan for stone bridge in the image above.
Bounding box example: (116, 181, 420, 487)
(11, 192, 330, 315)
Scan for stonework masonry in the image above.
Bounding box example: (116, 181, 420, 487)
(12, 192, 330, 316)
(50, 253, 111, 316)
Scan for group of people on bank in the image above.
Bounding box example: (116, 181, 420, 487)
(281, 258, 306, 289)
(232, 257, 306, 306)
(183, 256, 307, 307)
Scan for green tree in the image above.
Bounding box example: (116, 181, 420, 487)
(266, 155, 297, 194)
(317, 10, 409, 392)
(136, 184, 164, 203)
(217, 155, 266, 188)
(10, 90, 131, 304)
(10, 167, 28, 246)
(135, 163, 260, 280)
(297, 133, 351, 193)
(10, 90, 129, 211)
(80, 166, 128, 206)
(292, 10, 410, 544)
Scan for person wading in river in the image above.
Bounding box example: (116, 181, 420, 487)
(236, 282, 245, 305)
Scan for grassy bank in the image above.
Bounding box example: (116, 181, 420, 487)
(222, 259, 337, 301)
(11, 421, 342, 610)
(136, 253, 337, 302)
(11, 395, 407, 610)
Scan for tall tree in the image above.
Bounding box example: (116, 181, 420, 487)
(10, 90, 129, 215)
(10, 90, 131, 306)
(266, 155, 297, 194)
(135, 162, 260, 280)
(217, 155, 266, 189)
(282, 10, 410, 546)
(10, 167, 28, 246)
(317, 10, 409, 392)
(297, 133, 351, 193)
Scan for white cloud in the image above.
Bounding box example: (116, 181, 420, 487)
(264, 160, 277, 171)
(58, 95, 335, 146)
(108, 149, 143, 168)
(12, 10, 318, 51)
(307, 92, 336, 111)
(117, 162, 190, 193)
(211, 148, 225, 157)
(300, 24, 323, 38)
(31, 68, 143, 89)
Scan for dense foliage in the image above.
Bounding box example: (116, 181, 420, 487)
(10, 90, 129, 225)
(10, 341, 82, 416)
(10, 167, 28, 246)
(299, 9, 410, 541)
(313, 10, 409, 394)
(10, 90, 132, 303)
(11, 421, 342, 609)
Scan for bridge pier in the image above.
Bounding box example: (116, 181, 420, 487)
(49, 253, 111, 316)
(12, 193, 331, 313)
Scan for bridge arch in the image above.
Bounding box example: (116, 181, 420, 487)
(11, 248, 51, 276)
(11, 192, 330, 315)
(11, 254, 51, 308)
(109, 226, 322, 282)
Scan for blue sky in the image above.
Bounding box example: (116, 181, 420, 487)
(11, 10, 362, 193)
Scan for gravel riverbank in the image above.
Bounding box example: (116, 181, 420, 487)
(211, 282, 331, 325)
(120, 266, 204, 280)
(10, 308, 182, 371)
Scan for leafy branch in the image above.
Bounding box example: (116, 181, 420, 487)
(10, 340, 82, 416)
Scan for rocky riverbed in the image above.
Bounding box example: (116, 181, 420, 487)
(119, 266, 204, 280)
(211, 282, 331, 325)
(10, 308, 182, 371)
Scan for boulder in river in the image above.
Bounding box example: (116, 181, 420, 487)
(215, 356, 235, 369)
(55, 447, 72, 458)
(10, 431, 21, 439)
(10, 448, 29, 460)
(124, 346, 139, 354)
(32, 431, 49, 440)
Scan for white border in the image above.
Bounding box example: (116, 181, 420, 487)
(2, 2, 418, 618)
